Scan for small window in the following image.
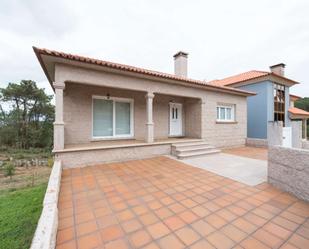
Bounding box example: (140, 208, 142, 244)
(216, 105, 235, 122)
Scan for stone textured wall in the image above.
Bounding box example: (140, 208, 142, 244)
(268, 146, 309, 202)
(303, 140, 309, 150)
(63, 82, 247, 148)
(246, 138, 268, 147)
(56, 144, 171, 168)
(202, 92, 247, 148)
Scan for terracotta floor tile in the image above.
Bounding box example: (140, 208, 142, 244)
(129, 230, 152, 248)
(232, 217, 257, 234)
(97, 214, 118, 229)
(253, 228, 283, 248)
(263, 222, 292, 239)
(56, 157, 309, 249)
(77, 232, 102, 249)
(154, 207, 173, 219)
(189, 239, 215, 249)
(206, 231, 235, 249)
(147, 221, 171, 239)
(76, 220, 98, 237)
(221, 224, 247, 242)
(191, 219, 216, 236)
(204, 213, 227, 229)
(288, 234, 309, 249)
(132, 205, 148, 215)
(117, 209, 135, 222)
(241, 237, 270, 249)
(179, 210, 198, 224)
(141, 242, 161, 249)
(158, 234, 185, 249)
(163, 215, 186, 231)
(243, 212, 267, 227)
(56, 240, 76, 249)
(105, 238, 129, 249)
(121, 219, 142, 233)
(191, 205, 210, 218)
(169, 203, 186, 213)
(56, 227, 74, 245)
(94, 206, 111, 218)
(272, 216, 299, 231)
(175, 226, 201, 246)
(75, 211, 95, 225)
(100, 225, 124, 242)
(58, 216, 74, 230)
(139, 213, 159, 226)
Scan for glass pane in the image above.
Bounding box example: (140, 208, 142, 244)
(93, 99, 113, 137)
(226, 108, 232, 120)
(220, 107, 225, 120)
(216, 107, 220, 120)
(115, 102, 131, 135)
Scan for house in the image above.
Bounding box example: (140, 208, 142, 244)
(289, 94, 309, 139)
(33, 47, 254, 168)
(209, 64, 309, 146)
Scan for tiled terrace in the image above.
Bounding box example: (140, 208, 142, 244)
(223, 146, 268, 161)
(57, 157, 309, 249)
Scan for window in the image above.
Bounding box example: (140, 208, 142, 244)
(216, 105, 235, 122)
(273, 83, 285, 124)
(92, 96, 134, 138)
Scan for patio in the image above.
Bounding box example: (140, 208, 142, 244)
(56, 157, 309, 249)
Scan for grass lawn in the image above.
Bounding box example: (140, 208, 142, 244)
(0, 184, 47, 249)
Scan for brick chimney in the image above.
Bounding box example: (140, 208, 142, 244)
(270, 63, 286, 76)
(174, 51, 188, 77)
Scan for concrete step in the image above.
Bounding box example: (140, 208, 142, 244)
(177, 149, 221, 159)
(175, 145, 216, 154)
(172, 141, 210, 149)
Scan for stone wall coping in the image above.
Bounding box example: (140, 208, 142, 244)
(30, 160, 62, 249)
(53, 138, 203, 153)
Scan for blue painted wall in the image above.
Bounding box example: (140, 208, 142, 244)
(238, 81, 273, 139)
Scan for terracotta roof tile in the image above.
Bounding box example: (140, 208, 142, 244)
(32, 46, 255, 96)
(208, 71, 270, 86)
(289, 107, 309, 117)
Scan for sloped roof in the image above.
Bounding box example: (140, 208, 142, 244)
(33, 47, 255, 96)
(208, 70, 298, 87)
(289, 107, 309, 117)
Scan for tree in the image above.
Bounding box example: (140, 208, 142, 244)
(3, 162, 15, 180)
(0, 80, 54, 149)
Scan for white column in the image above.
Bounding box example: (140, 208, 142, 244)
(53, 82, 65, 151)
(145, 92, 154, 143)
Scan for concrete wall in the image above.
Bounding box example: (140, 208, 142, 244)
(238, 81, 271, 139)
(267, 121, 283, 146)
(303, 140, 309, 150)
(268, 146, 309, 202)
(291, 121, 302, 148)
(184, 99, 202, 138)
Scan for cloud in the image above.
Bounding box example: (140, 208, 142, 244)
(0, 0, 308, 97)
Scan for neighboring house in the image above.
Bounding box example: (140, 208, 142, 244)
(209, 64, 309, 145)
(289, 94, 309, 139)
(33, 47, 254, 167)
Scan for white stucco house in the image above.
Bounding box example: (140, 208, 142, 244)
(33, 47, 255, 168)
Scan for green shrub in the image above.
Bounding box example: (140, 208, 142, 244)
(4, 162, 15, 180)
(47, 157, 54, 168)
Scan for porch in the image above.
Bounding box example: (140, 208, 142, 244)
(54, 82, 203, 151)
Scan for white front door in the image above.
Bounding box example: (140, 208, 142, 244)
(282, 127, 292, 148)
(169, 103, 183, 136)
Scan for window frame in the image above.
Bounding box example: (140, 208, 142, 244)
(92, 95, 134, 139)
(216, 104, 235, 122)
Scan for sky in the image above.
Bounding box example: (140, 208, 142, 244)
(0, 0, 309, 97)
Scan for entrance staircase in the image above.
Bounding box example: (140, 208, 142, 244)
(171, 140, 220, 159)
